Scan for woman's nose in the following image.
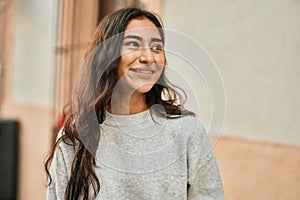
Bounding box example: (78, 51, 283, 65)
(139, 47, 154, 64)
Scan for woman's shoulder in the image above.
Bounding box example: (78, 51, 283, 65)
(165, 114, 207, 137)
(54, 129, 78, 160)
(169, 114, 204, 128)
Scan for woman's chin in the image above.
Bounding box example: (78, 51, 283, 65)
(134, 84, 154, 94)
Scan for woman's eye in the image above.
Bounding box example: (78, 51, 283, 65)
(126, 41, 140, 48)
(151, 44, 163, 51)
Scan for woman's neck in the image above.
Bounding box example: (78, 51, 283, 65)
(108, 90, 148, 115)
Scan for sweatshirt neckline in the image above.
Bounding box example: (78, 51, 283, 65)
(103, 109, 152, 126)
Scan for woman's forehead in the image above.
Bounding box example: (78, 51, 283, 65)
(124, 18, 161, 39)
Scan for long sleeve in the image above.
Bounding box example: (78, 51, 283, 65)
(46, 147, 69, 200)
(187, 123, 224, 200)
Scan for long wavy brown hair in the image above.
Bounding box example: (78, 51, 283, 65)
(45, 7, 194, 200)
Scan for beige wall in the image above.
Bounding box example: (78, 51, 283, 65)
(163, 0, 300, 146)
(1, 0, 97, 199)
(1, 1, 55, 199)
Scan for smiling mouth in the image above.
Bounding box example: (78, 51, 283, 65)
(130, 68, 155, 75)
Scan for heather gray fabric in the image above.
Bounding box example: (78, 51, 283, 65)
(46, 109, 223, 200)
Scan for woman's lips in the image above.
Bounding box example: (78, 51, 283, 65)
(130, 68, 155, 79)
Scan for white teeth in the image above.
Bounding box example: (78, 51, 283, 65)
(131, 68, 154, 74)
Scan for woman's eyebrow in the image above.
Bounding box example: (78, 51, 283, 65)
(124, 35, 142, 41)
(151, 38, 163, 43)
(124, 35, 163, 43)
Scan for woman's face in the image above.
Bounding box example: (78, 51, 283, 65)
(117, 18, 165, 94)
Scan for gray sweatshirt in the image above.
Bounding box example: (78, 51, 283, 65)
(46, 109, 224, 199)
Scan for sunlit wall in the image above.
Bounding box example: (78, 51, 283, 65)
(163, 0, 300, 146)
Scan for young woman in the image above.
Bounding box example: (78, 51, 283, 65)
(45, 7, 223, 200)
